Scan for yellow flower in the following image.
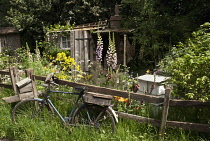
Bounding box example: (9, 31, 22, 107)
(57, 75, 67, 80)
(77, 74, 84, 78)
(62, 66, 67, 71)
(76, 65, 81, 71)
(87, 74, 92, 79)
(49, 55, 54, 60)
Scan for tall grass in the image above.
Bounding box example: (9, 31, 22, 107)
(0, 87, 209, 141)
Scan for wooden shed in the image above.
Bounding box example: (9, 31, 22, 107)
(0, 27, 20, 53)
(47, 5, 135, 72)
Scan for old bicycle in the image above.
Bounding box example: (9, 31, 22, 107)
(12, 73, 118, 133)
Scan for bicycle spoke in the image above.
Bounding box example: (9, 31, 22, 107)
(12, 99, 53, 123)
(71, 104, 116, 134)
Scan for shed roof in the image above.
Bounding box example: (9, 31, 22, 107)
(137, 74, 170, 83)
(48, 20, 131, 33)
(0, 27, 18, 35)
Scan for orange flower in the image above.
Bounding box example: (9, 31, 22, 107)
(114, 96, 120, 101)
(114, 96, 129, 102)
(136, 106, 141, 110)
(124, 98, 129, 102)
(118, 97, 125, 102)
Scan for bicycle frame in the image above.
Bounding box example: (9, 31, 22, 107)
(33, 86, 118, 125)
(36, 89, 85, 124)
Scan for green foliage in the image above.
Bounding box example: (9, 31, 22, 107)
(0, 0, 11, 26)
(47, 24, 75, 32)
(38, 40, 70, 62)
(3, 0, 210, 76)
(121, 0, 171, 72)
(121, 0, 210, 73)
(5, 0, 119, 48)
(46, 24, 74, 41)
(15, 44, 46, 75)
(89, 62, 136, 92)
(6, 0, 56, 47)
(63, 0, 118, 25)
(0, 53, 16, 70)
(159, 22, 210, 101)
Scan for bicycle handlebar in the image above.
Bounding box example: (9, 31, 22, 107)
(44, 73, 88, 93)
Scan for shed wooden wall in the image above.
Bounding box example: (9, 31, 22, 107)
(0, 33, 20, 53)
(70, 30, 94, 72)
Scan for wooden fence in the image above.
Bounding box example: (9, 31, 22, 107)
(0, 68, 210, 136)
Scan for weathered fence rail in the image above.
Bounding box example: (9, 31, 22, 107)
(34, 75, 210, 133)
(116, 112, 210, 133)
(0, 70, 10, 75)
(34, 75, 210, 107)
(0, 68, 210, 135)
(33, 74, 210, 133)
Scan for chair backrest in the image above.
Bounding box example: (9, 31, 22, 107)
(9, 66, 19, 95)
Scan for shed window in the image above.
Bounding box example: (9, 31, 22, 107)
(61, 35, 70, 50)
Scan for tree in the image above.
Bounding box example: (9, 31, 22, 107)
(0, 0, 11, 26)
(120, 0, 210, 73)
(64, 0, 119, 25)
(159, 22, 210, 101)
(6, 0, 120, 48)
(6, 0, 57, 47)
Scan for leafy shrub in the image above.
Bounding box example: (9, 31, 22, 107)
(159, 22, 210, 101)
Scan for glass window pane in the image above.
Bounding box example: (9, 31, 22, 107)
(61, 35, 70, 49)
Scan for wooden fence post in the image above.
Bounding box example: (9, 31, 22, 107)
(159, 87, 171, 138)
(25, 68, 38, 98)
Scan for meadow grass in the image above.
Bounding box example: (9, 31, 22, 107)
(0, 88, 210, 141)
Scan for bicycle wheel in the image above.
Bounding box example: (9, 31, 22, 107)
(71, 104, 116, 134)
(12, 99, 54, 123)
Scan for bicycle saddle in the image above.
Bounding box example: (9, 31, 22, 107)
(74, 86, 88, 93)
(45, 73, 55, 83)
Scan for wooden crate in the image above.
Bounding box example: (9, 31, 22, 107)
(83, 92, 113, 106)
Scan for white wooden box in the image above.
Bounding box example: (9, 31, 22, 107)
(136, 74, 170, 96)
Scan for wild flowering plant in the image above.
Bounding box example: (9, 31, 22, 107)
(26, 43, 33, 63)
(106, 32, 117, 71)
(55, 52, 81, 72)
(96, 32, 103, 62)
(46, 52, 85, 81)
(14, 44, 47, 75)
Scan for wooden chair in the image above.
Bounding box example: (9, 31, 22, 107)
(2, 66, 38, 103)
